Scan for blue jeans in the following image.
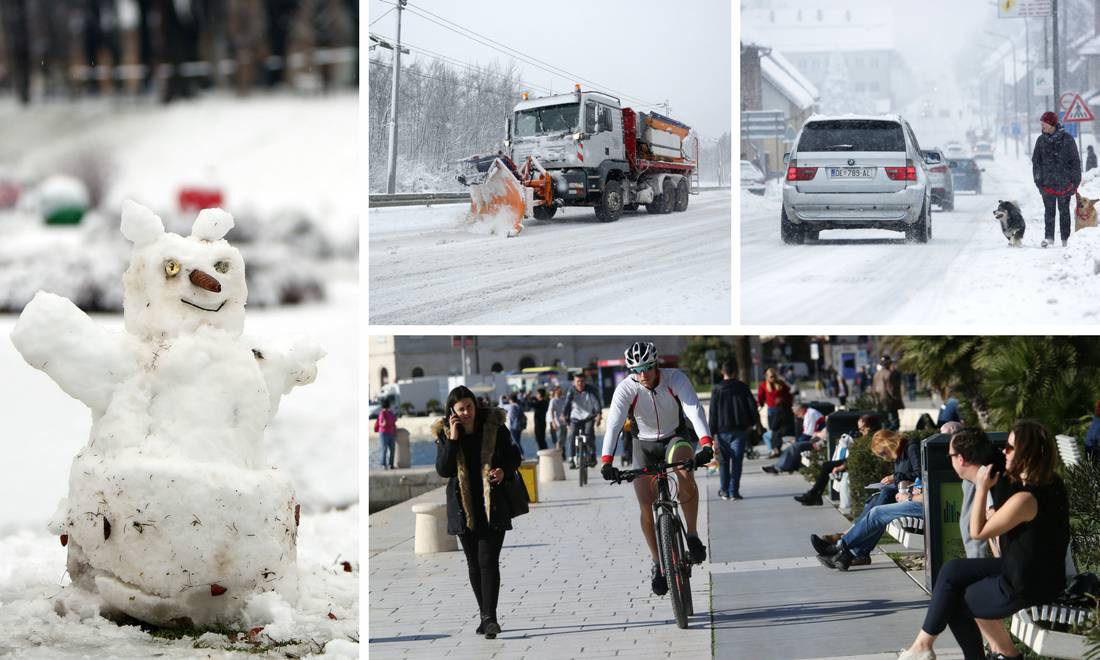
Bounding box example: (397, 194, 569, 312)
(841, 499, 923, 556)
(774, 434, 813, 472)
(510, 428, 525, 457)
(380, 432, 396, 468)
(717, 430, 748, 497)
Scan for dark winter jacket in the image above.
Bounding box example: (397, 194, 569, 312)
(1087, 149, 1098, 172)
(434, 408, 523, 535)
(1032, 126, 1082, 196)
(709, 378, 759, 433)
(893, 437, 923, 484)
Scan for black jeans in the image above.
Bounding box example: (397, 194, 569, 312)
(1042, 191, 1072, 242)
(458, 528, 507, 620)
(534, 421, 548, 451)
(809, 458, 846, 497)
(922, 558, 1027, 660)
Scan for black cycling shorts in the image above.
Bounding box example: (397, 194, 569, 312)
(634, 436, 692, 470)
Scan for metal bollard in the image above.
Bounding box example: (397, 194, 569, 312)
(395, 427, 411, 468)
(411, 502, 457, 554)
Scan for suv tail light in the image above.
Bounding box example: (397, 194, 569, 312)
(786, 160, 817, 181)
(885, 160, 918, 181)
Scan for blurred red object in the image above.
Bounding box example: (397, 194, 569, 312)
(178, 186, 224, 213)
(0, 180, 20, 208)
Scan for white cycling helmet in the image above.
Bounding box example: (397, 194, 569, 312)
(624, 341, 658, 370)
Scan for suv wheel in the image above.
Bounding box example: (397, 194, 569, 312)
(780, 208, 804, 245)
(907, 203, 931, 243)
(941, 194, 954, 212)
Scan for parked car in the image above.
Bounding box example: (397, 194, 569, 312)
(924, 148, 955, 211)
(741, 159, 766, 196)
(973, 142, 995, 160)
(944, 142, 968, 159)
(781, 114, 933, 244)
(948, 157, 983, 194)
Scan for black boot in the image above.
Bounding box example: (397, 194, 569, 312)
(475, 618, 486, 635)
(794, 492, 823, 506)
(818, 547, 854, 571)
(482, 615, 501, 639)
(810, 534, 836, 556)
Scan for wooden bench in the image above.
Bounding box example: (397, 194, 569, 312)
(886, 515, 925, 550)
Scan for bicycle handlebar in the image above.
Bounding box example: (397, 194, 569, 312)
(611, 459, 697, 484)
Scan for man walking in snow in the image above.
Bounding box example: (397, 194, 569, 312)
(1033, 110, 1082, 247)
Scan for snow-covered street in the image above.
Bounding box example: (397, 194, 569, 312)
(368, 190, 732, 324)
(741, 154, 1100, 325)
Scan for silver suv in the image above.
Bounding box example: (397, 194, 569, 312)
(781, 114, 932, 244)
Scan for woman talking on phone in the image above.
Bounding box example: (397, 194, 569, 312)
(434, 385, 522, 639)
(898, 420, 1070, 660)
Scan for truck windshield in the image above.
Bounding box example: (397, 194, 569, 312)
(514, 103, 578, 137)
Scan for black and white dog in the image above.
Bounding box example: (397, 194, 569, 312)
(993, 200, 1026, 247)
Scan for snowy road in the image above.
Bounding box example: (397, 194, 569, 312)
(368, 190, 731, 324)
(741, 155, 1100, 325)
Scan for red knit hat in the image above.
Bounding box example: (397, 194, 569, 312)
(1041, 111, 1059, 126)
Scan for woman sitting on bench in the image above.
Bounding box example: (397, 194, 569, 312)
(897, 419, 1070, 660)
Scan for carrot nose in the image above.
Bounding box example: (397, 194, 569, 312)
(189, 269, 222, 293)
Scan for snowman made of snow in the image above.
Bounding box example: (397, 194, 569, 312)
(11, 200, 324, 628)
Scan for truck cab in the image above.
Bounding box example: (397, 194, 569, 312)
(509, 88, 625, 168)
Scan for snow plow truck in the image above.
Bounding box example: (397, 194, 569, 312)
(460, 85, 697, 235)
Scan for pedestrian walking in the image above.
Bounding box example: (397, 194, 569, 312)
(530, 388, 549, 451)
(757, 367, 794, 458)
(897, 420, 1070, 660)
(505, 393, 526, 457)
(373, 399, 397, 469)
(1033, 110, 1082, 248)
(835, 374, 848, 408)
(871, 355, 904, 430)
(434, 386, 523, 639)
(1087, 145, 1097, 172)
(547, 387, 567, 452)
(709, 359, 759, 500)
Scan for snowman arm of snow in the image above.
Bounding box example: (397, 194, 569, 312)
(247, 335, 325, 417)
(11, 291, 135, 414)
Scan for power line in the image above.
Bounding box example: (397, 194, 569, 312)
(400, 2, 665, 111)
(369, 6, 395, 26)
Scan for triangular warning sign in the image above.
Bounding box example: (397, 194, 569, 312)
(1064, 94, 1095, 123)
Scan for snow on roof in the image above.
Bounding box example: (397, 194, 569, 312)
(804, 112, 904, 123)
(742, 6, 895, 53)
(760, 49, 819, 110)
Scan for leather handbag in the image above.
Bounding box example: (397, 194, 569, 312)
(504, 471, 530, 518)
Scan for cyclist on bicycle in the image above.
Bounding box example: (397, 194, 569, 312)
(564, 372, 602, 469)
(601, 341, 714, 596)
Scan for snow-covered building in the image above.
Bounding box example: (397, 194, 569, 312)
(741, 28, 819, 175)
(742, 2, 912, 114)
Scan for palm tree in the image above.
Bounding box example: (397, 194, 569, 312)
(888, 336, 986, 408)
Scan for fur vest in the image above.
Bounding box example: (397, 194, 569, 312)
(433, 408, 512, 533)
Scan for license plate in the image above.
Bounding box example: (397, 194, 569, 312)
(829, 167, 874, 178)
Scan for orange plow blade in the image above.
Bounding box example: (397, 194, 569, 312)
(468, 159, 527, 235)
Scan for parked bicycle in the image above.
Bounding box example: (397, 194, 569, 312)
(610, 458, 699, 628)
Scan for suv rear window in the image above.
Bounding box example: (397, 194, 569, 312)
(798, 120, 906, 152)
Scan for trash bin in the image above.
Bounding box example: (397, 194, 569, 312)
(922, 431, 1008, 591)
(518, 460, 538, 503)
(805, 401, 836, 417)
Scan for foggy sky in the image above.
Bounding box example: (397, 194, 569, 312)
(367, 0, 733, 138)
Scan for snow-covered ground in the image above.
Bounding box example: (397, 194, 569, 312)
(368, 190, 732, 324)
(0, 273, 358, 657)
(741, 154, 1100, 325)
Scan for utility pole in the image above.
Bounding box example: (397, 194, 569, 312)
(385, 0, 409, 195)
(1052, 0, 1060, 115)
(1025, 18, 1032, 151)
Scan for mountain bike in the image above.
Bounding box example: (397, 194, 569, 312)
(611, 458, 698, 628)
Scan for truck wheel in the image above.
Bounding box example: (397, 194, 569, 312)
(660, 179, 675, 214)
(595, 180, 623, 222)
(533, 206, 557, 221)
(645, 187, 664, 214)
(674, 179, 690, 212)
(623, 203, 639, 212)
(780, 208, 804, 245)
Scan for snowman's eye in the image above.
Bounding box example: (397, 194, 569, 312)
(164, 259, 181, 278)
(214, 260, 229, 274)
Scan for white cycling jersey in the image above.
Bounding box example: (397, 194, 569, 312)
(600, 368, 711, 461)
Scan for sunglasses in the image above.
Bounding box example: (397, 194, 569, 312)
(629, 363, 656, 374)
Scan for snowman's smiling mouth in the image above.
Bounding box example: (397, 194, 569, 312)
(181, 298, 226, 313)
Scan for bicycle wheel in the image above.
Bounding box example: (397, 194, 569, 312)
(676, 529, 694, 616)
(657, 512, 689, 629)
(578, 436, 587, 487)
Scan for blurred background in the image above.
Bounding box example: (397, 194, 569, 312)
(0, 0, 359, 534)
